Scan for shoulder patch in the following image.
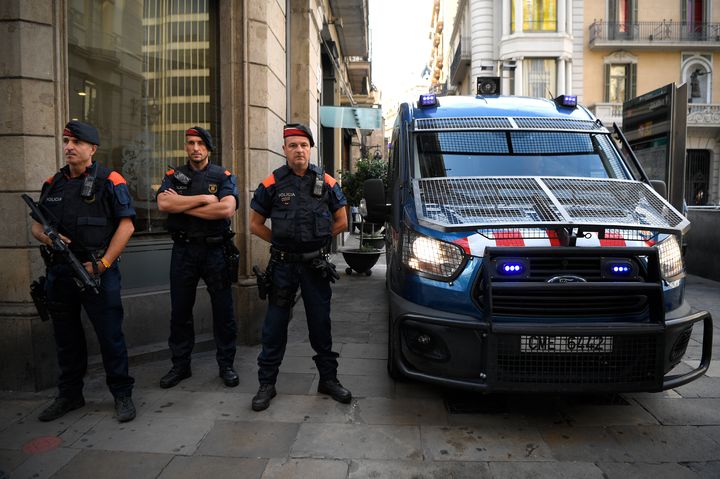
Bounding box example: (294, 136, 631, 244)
(108, 171, 127, 186)
(323, 173, 337, 188)
(224, 170, 231, 176)
(44, 175, 55, 185)
(166, 168, 175, 176)
(261, 174, 276, 188)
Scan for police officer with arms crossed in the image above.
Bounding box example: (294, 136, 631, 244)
(157, 126, 240, 389)
(249, 123, 351, 411)
(31, 120, 137, 423)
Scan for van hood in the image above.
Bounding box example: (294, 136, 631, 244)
(414, 176, 689, 235)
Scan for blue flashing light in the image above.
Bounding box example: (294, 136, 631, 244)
(554, 94, 577, 108)
(418, 94, 438, 107)
(497, 261, 525, 275)
(608, 262, 632, 276)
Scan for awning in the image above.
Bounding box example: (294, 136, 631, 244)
(319, 106, 382, 130)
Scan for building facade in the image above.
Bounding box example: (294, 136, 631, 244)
(1, 0, 375, 391)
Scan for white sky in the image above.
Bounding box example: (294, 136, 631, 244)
(370, 0, 434, 109)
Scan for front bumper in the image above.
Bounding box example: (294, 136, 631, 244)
(389, 288, 713, 392)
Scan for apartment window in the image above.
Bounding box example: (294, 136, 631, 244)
(524, 58, 556, 97)
(604, 63, 636, 103)
(67, 0, 219, 234)
(683, 0, 707, 40)
(523, 0, 557, 32)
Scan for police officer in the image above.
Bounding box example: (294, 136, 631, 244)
(249, 123, 351, 411)
(157, 126, 240, 389)
(31, 120, 136, 423)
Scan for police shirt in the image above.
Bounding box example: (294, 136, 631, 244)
(158, 162, 239, 238)
(39, 162, 135, 257)
(251, 164, 347, 253)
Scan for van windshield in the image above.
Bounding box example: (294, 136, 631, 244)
(414, 131, 630, 179)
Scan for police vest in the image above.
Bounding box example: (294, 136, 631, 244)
(165, 163, 231, 237)
(264, 164, 335, 251)
(40, 164, 118, 256)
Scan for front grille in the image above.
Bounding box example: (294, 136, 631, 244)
(495, 333, 660, 385)
(491, 290, 650, 318)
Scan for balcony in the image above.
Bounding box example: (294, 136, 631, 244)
(450, 38, 470, 85)
(688, 104, 720, 128)
(588, 103, 623, 127)
(589, 21, 720, 50)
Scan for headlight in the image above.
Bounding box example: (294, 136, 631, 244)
(401, 229, 465, 280)
(656, 235, 684, 281)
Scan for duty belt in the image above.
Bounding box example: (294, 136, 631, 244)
(172, 232, 226, 245)
(270, 246, 325, 263)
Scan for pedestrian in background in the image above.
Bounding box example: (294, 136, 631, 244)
(31, 120, 137, 423)
(249, 123, 351, 411)
(157, 126, 240, 389)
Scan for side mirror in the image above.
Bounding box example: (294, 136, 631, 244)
(362, 178, 389, 224)
(650, 180, 667, 199)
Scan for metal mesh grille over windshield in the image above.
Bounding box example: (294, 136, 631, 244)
(414, 177, 689, 233)
(414, 117, 607, 133)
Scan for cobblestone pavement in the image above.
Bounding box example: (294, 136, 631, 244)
(1, 236, 719, 478)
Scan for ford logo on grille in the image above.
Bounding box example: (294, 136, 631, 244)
(547, 275, 587, 283)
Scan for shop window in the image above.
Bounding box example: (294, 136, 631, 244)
(686, 150, 711, 206)
(67, 0, 219, 234)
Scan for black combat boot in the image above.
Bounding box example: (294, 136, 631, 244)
(159, 367, 191, 389)
(219, 366, 239, 387)
(38, 396, 85, 422)
(114, 395, 136, 423)
(317, 378, 352, 403)
(251, 384, 277, 411)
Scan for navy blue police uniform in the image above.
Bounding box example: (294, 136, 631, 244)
(39, 153, 135, 402)
(158, 161, 239, 372)
(250, 162, 347, 385)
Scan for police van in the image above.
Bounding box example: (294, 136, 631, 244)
(363, 88, 713, 393)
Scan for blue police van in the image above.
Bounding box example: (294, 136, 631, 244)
(363, 90, 713, 393)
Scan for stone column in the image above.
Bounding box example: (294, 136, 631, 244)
(0, 1, 65, 391)
(557, 58, 566, 95)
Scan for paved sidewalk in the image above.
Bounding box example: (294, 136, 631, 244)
(1, 235, 719, 478)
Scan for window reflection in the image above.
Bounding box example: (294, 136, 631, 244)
(67, 0, 218, 234)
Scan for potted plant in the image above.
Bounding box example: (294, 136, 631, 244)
(338, 156, 388, 275)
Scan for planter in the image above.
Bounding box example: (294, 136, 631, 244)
(339, 247, 381, 276)
(361, 236, 385, 250)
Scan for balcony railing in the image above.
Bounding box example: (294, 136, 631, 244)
(688, 104, 720, 127)
(450, 37, 471, 85)
(589, 21, 720, 45)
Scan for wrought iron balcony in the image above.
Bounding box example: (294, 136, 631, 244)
(589, 21, 720, 49)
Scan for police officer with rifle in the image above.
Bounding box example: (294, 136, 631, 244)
(249, 123, 350, 411)
(28, 120, 136, 423)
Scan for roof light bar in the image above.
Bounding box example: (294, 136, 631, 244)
(418, 94, 438, 108)
(554, 94, 577, 108)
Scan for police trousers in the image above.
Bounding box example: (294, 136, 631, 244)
(169, 241, 236, 369)
(45, 262, 134, 399)
(257, 260, 339, 385)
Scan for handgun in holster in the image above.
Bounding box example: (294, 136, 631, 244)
(30, 276, 51, 322)
(223, 232, 240, 283)
(252, 265, 272, 300)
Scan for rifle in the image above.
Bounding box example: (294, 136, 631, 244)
(22, 193, 100, 294)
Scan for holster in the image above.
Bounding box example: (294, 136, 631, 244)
(310, 256, 340, 283)
(252, 264, 273, 300)
(30, 276, 50, 322)
(224, 236, 240, 283)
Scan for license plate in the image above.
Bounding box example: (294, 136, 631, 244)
(520, 335, 613, 353)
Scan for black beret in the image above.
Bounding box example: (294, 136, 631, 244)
(186, 126, 214, 151)
(283, 123, 314, 147)
(64, 120, 100, 146)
